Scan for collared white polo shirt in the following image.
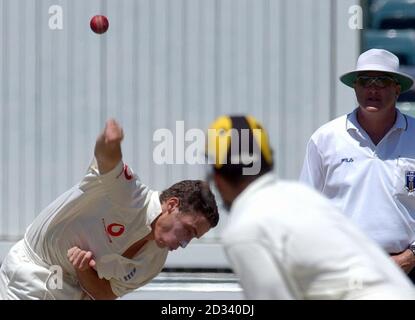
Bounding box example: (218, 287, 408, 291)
(300, 108, 415, 253)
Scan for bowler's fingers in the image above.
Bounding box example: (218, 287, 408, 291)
(89, 258, 96, 269)
(72, 250, 86, 268)
(67, 247, 95, 271)
(78, 251, 93, 270)
(105, 119, 124, 142)
(67, 247, 81, 263)
(67, 246, 79, 260)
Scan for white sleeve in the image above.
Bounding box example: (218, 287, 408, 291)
(96, 254, 161, 298)
(109, 277, 149, 298)
(299, 138, 325, 192)
(79, 158, 150, 207)
(79, 158, 126, 191)
(224, 241, 297, 300)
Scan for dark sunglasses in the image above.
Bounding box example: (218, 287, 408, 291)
(355, 76, 398, 88)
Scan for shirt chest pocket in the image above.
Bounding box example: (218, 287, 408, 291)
(394, 158, 415, 198)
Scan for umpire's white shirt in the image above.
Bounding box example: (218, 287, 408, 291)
(1, 159, 168, 299)
(222, 173, 415, 299)
(300, 108, 415, 253)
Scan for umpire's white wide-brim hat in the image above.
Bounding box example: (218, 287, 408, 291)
(340, 49, 414, 92)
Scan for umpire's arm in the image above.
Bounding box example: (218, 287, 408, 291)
(95, 119, 124, 175)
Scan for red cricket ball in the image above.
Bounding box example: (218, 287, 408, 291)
(90, 15, 109, 34)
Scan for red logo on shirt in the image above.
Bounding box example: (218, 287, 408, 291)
(107, 223, 125, 237)
(124, 164, 133, 180)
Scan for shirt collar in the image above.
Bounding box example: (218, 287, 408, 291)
(146, 191, 162, 228)
(230, 172, 277, 216)
(346, 108, 408, 132)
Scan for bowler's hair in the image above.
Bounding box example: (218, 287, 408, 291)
(160, 180, 219, 227)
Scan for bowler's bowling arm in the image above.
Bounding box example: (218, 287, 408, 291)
(95, 119, 124, 174)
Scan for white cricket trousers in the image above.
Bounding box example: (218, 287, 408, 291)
(0, 239, 86, 300)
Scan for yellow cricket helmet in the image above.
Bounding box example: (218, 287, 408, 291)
(206, 115, 273, 173)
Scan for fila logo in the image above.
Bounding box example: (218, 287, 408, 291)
(341, 158, 354, 163)
(102, 219, 125, 243)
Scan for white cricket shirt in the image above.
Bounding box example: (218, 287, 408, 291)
(223, 173, 415, 299)
(300, 109, 415, 253)
(25, 159, 168, 297)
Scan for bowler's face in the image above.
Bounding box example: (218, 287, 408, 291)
(154, 210, 211, 251)
(354, 71, 401, 113)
